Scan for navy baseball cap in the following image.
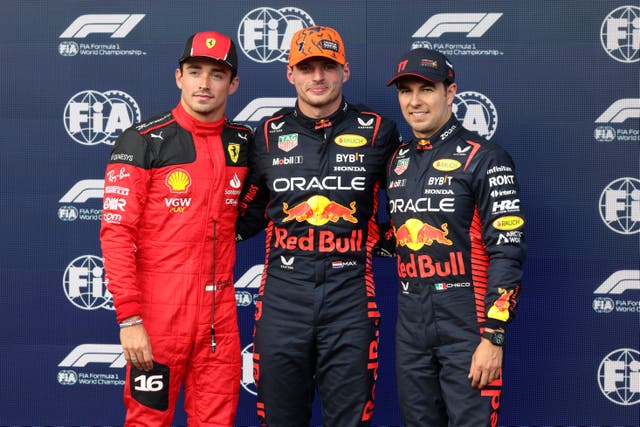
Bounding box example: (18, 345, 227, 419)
(386, 48, 454, 86)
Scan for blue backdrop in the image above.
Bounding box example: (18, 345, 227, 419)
(1, 1, 639, 426)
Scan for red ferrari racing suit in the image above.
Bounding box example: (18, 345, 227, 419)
(236, 99, 401, 427)
(100, 102, 251, 426)
(386, 114, 526, 427)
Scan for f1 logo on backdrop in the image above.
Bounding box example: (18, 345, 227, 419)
(594, 98, 640, 143)
(592, 270, 640, 314)
(59, 180, 105, 203)
(452, 91, 498, 140)
(599, 177, 640, 235)
(58, 344, 126, 387)
(411, 13, 505, 56)
(59, 344, 125, 368)
(237, 7, 314, 63)
(413, 13, 503, 38)
(60, 14, 145, 38)
(58, 14, 147, 57)
(63, 255, 113, 311)
(234, 98, 296, 123)
(597, 348, 640, 405)
(58, 179, 105, 222)
(234, 264, 264, 307)
(597, 99, 640, 123)
(64, 90, 141, 146)
(600, 6, 640, 63)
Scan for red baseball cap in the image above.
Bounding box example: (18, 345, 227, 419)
(179, 31, 237, 74)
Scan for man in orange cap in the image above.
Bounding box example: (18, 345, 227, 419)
(237, 25, 401, 426)
(101, 31, 252, 426)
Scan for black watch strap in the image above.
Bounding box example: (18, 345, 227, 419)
(482, 330, 505, 346)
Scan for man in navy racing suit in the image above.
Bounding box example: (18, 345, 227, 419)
(236, 26, 401, 427)
(384, 48, 526, 427)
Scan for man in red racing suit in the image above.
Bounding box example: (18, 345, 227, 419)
(236, 26, 401, 427)
(384, 48, 526, 426)
(100, 31, 251, 426)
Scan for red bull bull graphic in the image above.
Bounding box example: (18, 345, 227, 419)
(394, 219, 452, 250)
(282, 195, 358, 225)
(487, 288, 515, 322)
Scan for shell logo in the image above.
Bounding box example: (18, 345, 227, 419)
(492, 215, 524, 231)
(334, 134, 367, 148)
(166, 169, 192, 193)
(432, 159, 461, 172)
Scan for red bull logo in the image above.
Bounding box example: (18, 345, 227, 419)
(282, 195, 358, 225)
(274, 228, 363, 253)
(395, 219, 452, 250)
(397, 252, 465, 279)
(487, 288, 515, 322)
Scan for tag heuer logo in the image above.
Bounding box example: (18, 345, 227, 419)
(394, 158, 409, 175)
(278, 134, 298, 152)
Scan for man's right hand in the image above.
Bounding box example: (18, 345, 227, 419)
(120, 317, 154, 371)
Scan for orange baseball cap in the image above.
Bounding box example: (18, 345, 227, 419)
(288, 26, 346, 67)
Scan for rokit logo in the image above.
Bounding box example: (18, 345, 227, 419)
(64, 90, 141, 146)
(597, 348, 640, 405)
(238, 7, 314, 63)
(234, 97, 296, 124)
(452, 91, 498, 140)
(599, 177, 640, 235)
(411, 13, 505, 56)
(58, 14, 147, 57)
(58, 179, 105, 222)
(592, 270, 640, 314)
(594, 98, 640, 142)
(63, 255, 113, 311)
(600, 6, 640, 63)
(57, 344, 126, 387)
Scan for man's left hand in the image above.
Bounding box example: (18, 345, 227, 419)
(468, 335, 503, 389)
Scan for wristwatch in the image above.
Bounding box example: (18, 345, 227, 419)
(481, 329, 505, 346)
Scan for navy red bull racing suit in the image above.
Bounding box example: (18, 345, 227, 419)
(385, 114, 526, 427)
(100, 102, 252, 426)
(236, 99, 401, 426)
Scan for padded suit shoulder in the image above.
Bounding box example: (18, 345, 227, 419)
(108, 111, 195, 169)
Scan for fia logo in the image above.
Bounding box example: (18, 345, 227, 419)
(238, 8, 314, 63)
(64, 90, 141, 146)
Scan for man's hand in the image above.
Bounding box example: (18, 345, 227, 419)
(468, 334, 503, 389)
(120, 317, 154, 371)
